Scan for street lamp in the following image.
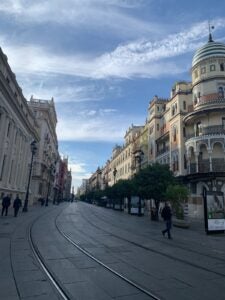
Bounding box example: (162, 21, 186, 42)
(22, 140, 37, 212)
(134, 149, 144, 216)
(113, 167, 117, 184)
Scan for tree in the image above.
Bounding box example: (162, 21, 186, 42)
(133, 163, 175, 220)
(104, 179, 135, 210)
(165, 184, 189, 219)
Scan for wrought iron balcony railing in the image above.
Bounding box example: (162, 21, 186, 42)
(196, 96, 225, 107)
(156, 146, 169, 156)
(186, 125, 225, 140)
(189, 159, 225, 174)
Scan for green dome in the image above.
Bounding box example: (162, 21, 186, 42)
(192, 40, 225, 67)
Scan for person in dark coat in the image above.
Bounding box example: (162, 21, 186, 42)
(161, 202, 172, 239)
(13, 194, 22, 217)
(1, 194, 11, 216)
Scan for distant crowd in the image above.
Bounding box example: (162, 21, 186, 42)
(1, 193, 76, 218)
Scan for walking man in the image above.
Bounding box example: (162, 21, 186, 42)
(13, 194, 22, 217)
(161, 202, 172, 239)
(1, 194, 11, 216)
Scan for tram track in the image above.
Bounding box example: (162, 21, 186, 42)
(29, 205, 162, 300)
(82, 203, 225, 263)
(75, 204, 225, 278)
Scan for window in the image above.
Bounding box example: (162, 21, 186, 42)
(184, 154, 187, 169)
(222, 117, 225, 129)
(7, 122, 11, 137)
(150, 144, 153, 155)
(210, 64, 216, 71)
(172, 103, 177, 116)
(173, 127, 177, 142)
(196, 122, 202, 136)
(172, 156, 179, 172)
(201, 67, 206, 74)
(183, 101, 186, 110)
(194, 95, 197, 105)
(183, 127, 186, 137)
(157, 124, 159, 131)
(191, 183, 197, 194)
(38, 183, 43, 194)
(220, 63, 224, 71)
(218, 87, 224, 98)
(194, 70, 198, 78)
(9, 160, 14, 184)
(0, 155, 6, 180)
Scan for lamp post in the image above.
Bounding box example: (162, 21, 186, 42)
(113, 167, 117, 184)
(134, 149, 144, 216)
(22, 140, 37, 212)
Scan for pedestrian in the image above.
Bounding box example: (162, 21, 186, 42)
(13, 194, 22, 217)
(161, 202, 172, 239)
(1, 194, 11, 216)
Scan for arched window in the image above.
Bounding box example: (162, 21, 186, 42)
(184, 154, 187, 169)
(194, 95, 197, 105)
(173, 126, 177, 142)
(218, 86, 224, 98)
(196, 122, 202, 136)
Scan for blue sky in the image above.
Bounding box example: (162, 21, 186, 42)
(1, 0, 225, 191)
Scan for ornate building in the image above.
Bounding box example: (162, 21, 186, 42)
(184, 34, 225, 217)
(28, 97, 58, 204)
(80, 33, 225, 220)
(0, 48, 39, 202)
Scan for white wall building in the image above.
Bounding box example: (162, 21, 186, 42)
(0, 47, 39, 203)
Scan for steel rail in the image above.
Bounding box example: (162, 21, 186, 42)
(28, 210, 71, 300)
(79, 205, 225, 278)
(55, 217, 162, 300)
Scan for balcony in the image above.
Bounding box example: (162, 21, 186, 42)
(186, 125, 225, 140)
(196, 96, 225, 108)
(189, 159, 225, 174)
(156, 146, 169, 156)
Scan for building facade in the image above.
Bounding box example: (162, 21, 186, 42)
(184, 36, 225, 217)
(79, 34, 225, 219)
(0, 45, 72, 207)
(0, 47, 39, 203)
(28, 97, 58, 204)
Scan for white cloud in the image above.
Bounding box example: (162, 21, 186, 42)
(57, 116, 126, 142)
(0, 0, 156, 39)
(2, 19, 225, 81)
(16, 74, 107, 103)
(68, 162, 87, 174)
(56, 105, 132, 142)
(66, 161, 92, 191)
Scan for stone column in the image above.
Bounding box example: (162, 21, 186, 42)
(195, 152, 199, 173)
(208, 150, 213, 172)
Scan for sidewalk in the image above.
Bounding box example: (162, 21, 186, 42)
(0, 204, 60, 300)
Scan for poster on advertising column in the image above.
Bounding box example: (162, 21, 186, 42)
(207, 192, 225, 231)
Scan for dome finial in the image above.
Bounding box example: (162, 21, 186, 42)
(208, 20, 214, 42)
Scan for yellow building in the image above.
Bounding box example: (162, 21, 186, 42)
(81, 34, 225, 220)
